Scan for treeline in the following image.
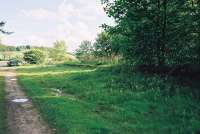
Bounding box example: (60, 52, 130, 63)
(6, 40, 76, 66)
(0, 42, 34, 61)
(91, 0, 200, 73)
(75, 32, 121, 64)
(0, 44, 31, 52)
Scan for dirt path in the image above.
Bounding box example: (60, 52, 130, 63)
(1, 67, 52, 134)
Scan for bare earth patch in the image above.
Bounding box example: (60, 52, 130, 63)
(1, 67, 52, 134)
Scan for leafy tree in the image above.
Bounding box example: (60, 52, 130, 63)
(93, 32, 112, 57)
(50, 40, 67, 61)
(102, 0, 200, 67)
(24, 49, 46, 64)
(16, 45, 32, 51)
(25, 45, 31, 49)
(75, 40, 93, 61)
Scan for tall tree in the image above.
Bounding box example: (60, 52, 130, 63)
(75, 40, 93, 61)
(50, 40, 67, 61)
(93, 32, 112, 58)
(102, 0, 200, 67)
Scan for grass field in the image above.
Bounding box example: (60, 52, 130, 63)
(17, 64, 200, 134)
(0, 76, 8, 134)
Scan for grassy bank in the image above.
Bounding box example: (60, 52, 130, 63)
(0, 76, 8, 134)
(17, 64, 200, 134)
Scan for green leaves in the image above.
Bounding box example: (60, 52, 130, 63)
(93, 32, 112, 57)
(50, 40, 67, 62)
(102, 0, 200, 67)
(23, 49, 46, 64)
(75, 40, 93, 62)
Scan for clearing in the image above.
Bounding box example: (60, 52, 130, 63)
(16, 64, 200, 134)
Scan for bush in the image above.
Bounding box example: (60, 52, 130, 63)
(7, 56, 24, 67)
(23, 49, 46, 64)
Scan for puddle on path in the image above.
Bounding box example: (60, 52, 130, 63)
(10, 78, 17, 81)
(12, 99, 29, 103)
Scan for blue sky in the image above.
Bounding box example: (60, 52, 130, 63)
(0, 0, 113, 52)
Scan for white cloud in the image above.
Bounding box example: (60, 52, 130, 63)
(20, 8, 55, 21)
(3, 0, 113, 52)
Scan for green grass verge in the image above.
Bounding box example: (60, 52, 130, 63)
(17, 64, 200, 134)
(0, 76, 8, 134)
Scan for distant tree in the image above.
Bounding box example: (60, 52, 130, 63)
(50, 40, 67, 61)
(93, 32, 123, 63)
(93, 32, 112, 58)
(26, 45, 31, 49)
(24, 49, 46, 64)
(16, 46, 21, 51)
(16, 45, 32, 51)
(0, 43, 17, 52)
(76, 40, 93, 57)
(75, 40, 93, 61)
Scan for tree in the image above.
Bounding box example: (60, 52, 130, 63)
(24, 49, 46, 64)
(93, 32, 112, 57)
(50, 40, 67, 61)
(102, 0, 168, 66)
(75, 40, 93, 61)
(102, 0, 199, 68)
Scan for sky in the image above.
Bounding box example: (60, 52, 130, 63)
(0, 0, 113, 52)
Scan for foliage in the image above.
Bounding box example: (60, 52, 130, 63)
(102, 0, 200, 67)
(64, 53, 78, 62)
(75, 37, 121, 64)
(93, 32, 122, 64)
(0, 38, 30, 52)
(7, 56, 24, 66)
(23, 49, 46, 64)
(50, 40, 67, 61)
(17, 64, 200, 134)
(93, 32, 112, 57)
(0, 51, 23, 61)
(75, 40, 94, 62)
(16, 45, 31, 51)
(0, 44, 18, 52)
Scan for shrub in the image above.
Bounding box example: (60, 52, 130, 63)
(7, 56, 24, 66)
(23, 49, 46, 64)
